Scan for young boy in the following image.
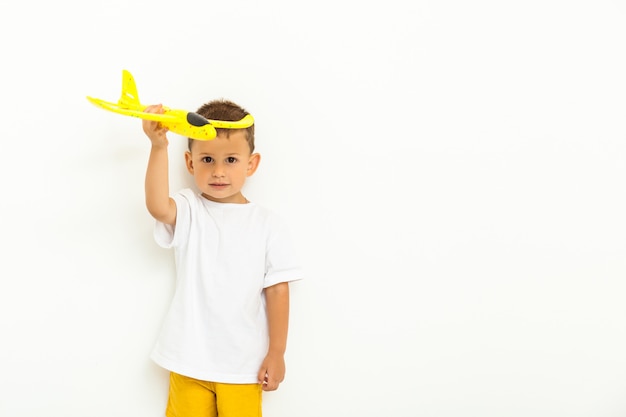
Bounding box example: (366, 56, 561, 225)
(142, 99, 302, 417)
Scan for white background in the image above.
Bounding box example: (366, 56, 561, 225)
(1, 1, 625, 416)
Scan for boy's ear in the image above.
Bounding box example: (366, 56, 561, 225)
(184, 151, 194, 174)
(247, 153, 261, 177)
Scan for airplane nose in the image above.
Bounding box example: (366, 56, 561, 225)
(187, 112, 210, 127)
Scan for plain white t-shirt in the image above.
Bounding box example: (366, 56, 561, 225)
(150, 188, 302, 383)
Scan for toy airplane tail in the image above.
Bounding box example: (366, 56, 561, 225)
(118, 70, 142, 109)
(86, 70, 145, 113)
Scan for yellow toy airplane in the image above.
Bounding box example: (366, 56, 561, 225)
(87, 70, 254, 140)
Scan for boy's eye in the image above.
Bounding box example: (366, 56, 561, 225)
(226, 157, 237, 163)
(201, 156, 213, 163)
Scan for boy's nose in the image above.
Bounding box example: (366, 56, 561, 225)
(212, 164, 225, 177)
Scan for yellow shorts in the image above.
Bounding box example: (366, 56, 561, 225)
(166, 372, 262, 417)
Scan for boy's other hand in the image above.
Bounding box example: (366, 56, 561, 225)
(258, 353, 285, 391)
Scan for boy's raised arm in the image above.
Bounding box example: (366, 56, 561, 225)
(143, 104, 177, 226)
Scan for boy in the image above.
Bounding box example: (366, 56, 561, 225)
(141, 99, 302, 417)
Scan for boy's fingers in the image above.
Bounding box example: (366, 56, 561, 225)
(257, 369, 267, 384)
(262, 376, 279, 391)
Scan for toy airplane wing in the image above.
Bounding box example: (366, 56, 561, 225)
(85, 95, 181, 123)
(87, 70, 254, 140)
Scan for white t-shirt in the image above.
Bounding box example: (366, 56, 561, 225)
(150, 188, 302, 383)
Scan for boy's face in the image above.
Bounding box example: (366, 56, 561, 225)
(185, 130, 260, 204)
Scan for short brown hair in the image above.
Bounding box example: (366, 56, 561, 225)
(189, 99, 255, 152)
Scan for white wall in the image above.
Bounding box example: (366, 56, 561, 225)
(1, 1, 625, 416)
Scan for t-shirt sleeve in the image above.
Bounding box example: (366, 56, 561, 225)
(264, 217, 304, 288)
(153, 190, 192, 249)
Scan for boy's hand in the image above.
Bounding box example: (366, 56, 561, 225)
(258, 352, 286, 391)
(142, 104, 169, 146)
